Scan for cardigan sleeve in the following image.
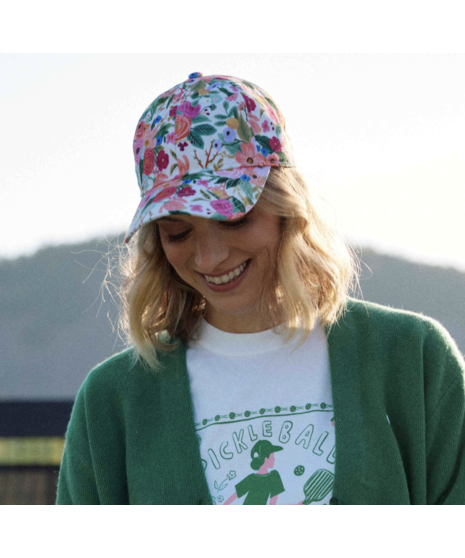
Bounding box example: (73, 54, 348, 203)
(55, 385, 100, 505)
(423, 319, 465, 505)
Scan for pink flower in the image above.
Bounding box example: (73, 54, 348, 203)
(211, 199, 233, 217)
(242, 94, 256, 113)
(143, 127, 157, 150)
(215, 168, 244, 178)
(166, 132, 175, 144)
(179, 101, 202, 119)
(248, 114, 261, 135)
(266, 153, 280, 166)
(227, 92, 238, 102)
(266, 104, 279, 122)
(262, 120, 270, 133)
(156, 150, 169, 171)
(143, 149, 155, 176)
(162, 199, 186, 212)
(153, 186, 176, 202)
(190, 205, 203, 212)
(197, 179, 209, 187)
(269, 137, 282, 153)
(133, 137, 144, 164)
(177, 186, 196, 197)
(135, 121, 147, 139)
(225, 211, 245, 221)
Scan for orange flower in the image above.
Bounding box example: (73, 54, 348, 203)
(235, 142, 267, 166)
(175, 114, 191, 141)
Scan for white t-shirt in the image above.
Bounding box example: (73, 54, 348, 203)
(186, 318, 335, 505)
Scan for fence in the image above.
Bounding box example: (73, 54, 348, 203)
(0, 401, 73, 505)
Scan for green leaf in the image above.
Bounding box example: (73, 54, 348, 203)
(222, 140, 243, 156)
(191, 80, 207, 95)
(166, 95, 174, 110)
(239, 179, 254, 203)
(191, 115, 210, 124)
(231, 198, 246, 213)
(236, 114, 252, 143)
(170, 163, 178, 175)
(210, 212, 227, 221)
(225, 178, 240, 189)
(265, 95, 279, 111)
(232, 106, 239, 119)
(187, 130, 204, 149)
(170, 149, 177, 160)
(157, 123, 171, 138)
(255, 135, 271, 150)
(139, 158, 144, 178)
(242, 79, 256, 90)
(222, 101, 229, 113)
(219, 87, 232, 97)
(278, 151, 290, 165)
(213, 158, 224, 172)
(192, 124, 216, 136)
(200, 191, 211, 199)
(275, 124, 282, 136)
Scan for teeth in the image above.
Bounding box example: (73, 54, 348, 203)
(205, 261, 248, 285)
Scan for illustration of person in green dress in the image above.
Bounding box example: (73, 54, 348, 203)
(223, 440, 285, 505)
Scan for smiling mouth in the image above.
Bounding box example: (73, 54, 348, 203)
(203, 260, 250, 285)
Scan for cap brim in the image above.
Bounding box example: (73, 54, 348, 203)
(124, 166, 272, 244)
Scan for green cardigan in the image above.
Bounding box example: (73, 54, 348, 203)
(56, 297, 465, 505)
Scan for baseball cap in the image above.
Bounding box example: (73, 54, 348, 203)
(251, 440, 283, 460)
(124, 72, 295, 244)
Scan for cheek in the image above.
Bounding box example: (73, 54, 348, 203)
(160, 242, 187, 271)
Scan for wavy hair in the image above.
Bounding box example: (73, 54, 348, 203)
(106, 166, 362, 373)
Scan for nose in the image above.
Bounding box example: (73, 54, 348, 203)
(193, 229, 230, 273)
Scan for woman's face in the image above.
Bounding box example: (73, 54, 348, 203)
(157, 205, 282, 333)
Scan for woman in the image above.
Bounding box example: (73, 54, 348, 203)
(56, 72, 465, 505)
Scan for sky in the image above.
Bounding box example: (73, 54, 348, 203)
(1, 53, 464, 271)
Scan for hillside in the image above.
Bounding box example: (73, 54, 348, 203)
(0, 235, 464, 399)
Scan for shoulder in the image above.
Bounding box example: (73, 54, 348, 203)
(338, 297, 465, 402)
(339, 296, 461, 350)
(78, 342, 187, 404)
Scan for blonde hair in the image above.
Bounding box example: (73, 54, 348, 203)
(106, 166, 362, 373)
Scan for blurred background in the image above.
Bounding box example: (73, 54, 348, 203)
(1, 53, 464, 504)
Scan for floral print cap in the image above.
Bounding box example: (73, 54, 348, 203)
(125, 72, 296, 244)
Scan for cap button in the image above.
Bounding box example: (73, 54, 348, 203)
(188, 72, 203, 79)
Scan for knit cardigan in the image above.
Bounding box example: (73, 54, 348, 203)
(56, 297, 465, 505)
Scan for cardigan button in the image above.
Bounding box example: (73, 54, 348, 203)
(329, 497, 340, 505)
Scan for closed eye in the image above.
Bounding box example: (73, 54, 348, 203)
(166, 216, 249, 243)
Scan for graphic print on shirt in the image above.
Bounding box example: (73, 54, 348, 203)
(194, 401, 335, 505)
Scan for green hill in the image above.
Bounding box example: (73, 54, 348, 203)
(0, 235, 463, 399)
